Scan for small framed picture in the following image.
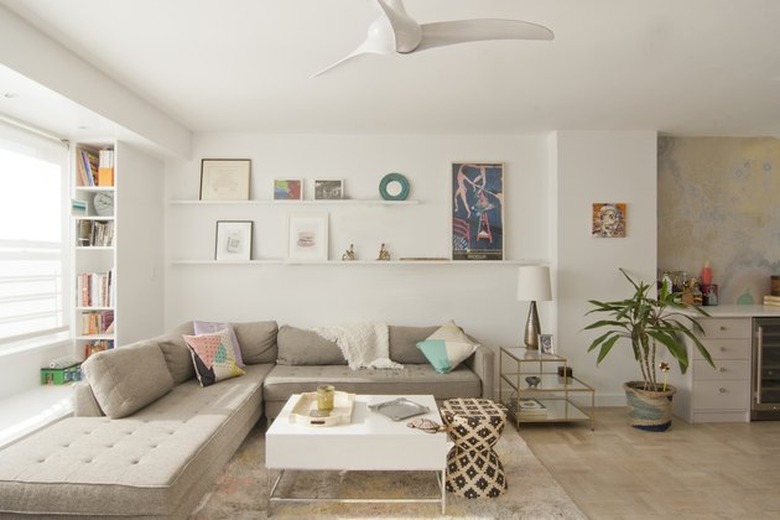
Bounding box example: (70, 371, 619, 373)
(592, 202, 627, 237)
(288, 213, 328, 261)
(199, 159, 251, 200)
(215, 220, 252, 261)
(274, 179, 303, 200)
(539, 334, 555, 355)
(314, 179, 344, 200)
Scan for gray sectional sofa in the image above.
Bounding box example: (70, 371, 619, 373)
(0, 320, 494, 519)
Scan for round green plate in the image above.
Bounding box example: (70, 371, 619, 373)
(379, 172, 410, 201)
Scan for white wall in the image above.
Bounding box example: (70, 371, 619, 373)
(554, 130, 658, 405)
(162, 131, 659, 401)
(115, 141, 165, 345)
(164, 133, 553, 377)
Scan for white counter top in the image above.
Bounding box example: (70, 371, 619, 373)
(694, 304, 780, 318)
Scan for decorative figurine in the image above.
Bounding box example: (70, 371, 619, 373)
(341, 243, 356, 261)
(525, 376, 541, 388)
(377, 243, 391, 261)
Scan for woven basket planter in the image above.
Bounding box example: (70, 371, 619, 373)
(623, 381, 676, 432)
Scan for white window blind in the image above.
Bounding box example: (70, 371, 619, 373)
(0, 122, 69, 348)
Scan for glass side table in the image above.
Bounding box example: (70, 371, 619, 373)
(499, 347, 595, 430)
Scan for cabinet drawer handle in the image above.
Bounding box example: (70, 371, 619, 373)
(720, 326, 727, 331)
(720, 347, 727, 352)
(719, 387, 727, 393)
(719, 367, 727, 373)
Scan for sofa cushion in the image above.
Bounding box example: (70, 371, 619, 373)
(81, 340, 175, 419)
(0, 363, 273, 518)
(416, 320, 479, 374)
(232, 320, 278, 364)
(183, 329, 246, 387)
(263, 364, 482, 418)
(156, 321, 196, 384)
(389, 325, 439, 364)
(193, 320, 245, 367)
(277, 325, 346, 365)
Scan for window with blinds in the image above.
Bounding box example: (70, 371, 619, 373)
(0, 123, 69, 349)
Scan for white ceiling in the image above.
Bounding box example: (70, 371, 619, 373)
(1, 0, 780, 139)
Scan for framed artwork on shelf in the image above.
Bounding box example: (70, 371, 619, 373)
(451, 162, 504, 261)
(592, 202, 627, 238)
(274, 179, 303, 200)
(539, 334, 555, 355)
(314, 179, 344, 200)
(214, 220, 253, 261)
(287, 213, 329, 261)
(199, 159, 251, 201)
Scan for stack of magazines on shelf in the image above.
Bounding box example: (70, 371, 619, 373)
(764, 295, 780, 307)
(517, 398, 548, 418)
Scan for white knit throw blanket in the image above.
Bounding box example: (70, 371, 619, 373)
(313, 322, 403, 370)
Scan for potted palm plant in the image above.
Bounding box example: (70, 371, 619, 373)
(584, 268, 715, 431)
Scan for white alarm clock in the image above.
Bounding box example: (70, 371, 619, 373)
(93, 191, 114, 217)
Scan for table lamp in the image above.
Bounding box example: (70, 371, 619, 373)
(516, 265, 552, 349)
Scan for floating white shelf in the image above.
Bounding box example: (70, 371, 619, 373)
(169, 199, 420, 206)
(171, 259, 545, 266)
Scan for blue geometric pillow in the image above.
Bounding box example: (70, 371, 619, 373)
(416, 320, 479, 374)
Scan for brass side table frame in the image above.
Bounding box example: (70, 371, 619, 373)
(499, 347, 595, 430)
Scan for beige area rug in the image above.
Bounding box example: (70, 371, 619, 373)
(192, 420, 586, 519)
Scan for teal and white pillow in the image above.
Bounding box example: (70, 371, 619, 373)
(416, 320, 479, 374)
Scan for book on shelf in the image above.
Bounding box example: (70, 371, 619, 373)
(97, 149, 114, 187)
(78, 148, 100, 187)
(80, 310, 115, 335)
(76, 220, 114, 247)
(77, 269, 115, 307)
(83, 339, 114, 359)
(516, 398, 548, 416)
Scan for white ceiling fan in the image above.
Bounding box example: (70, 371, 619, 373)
(313, 0, 554, 77)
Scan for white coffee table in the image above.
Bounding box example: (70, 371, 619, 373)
(266, 394, 450, 514)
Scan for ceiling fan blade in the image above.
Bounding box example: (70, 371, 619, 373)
(312, 15, 397, 77)
(417, 19, 554, 52)
(376, 0, 422, 53)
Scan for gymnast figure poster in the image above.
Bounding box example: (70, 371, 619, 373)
(451, 162, 504, 261)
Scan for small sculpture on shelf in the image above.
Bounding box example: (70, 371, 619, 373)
(525, 376, 541, 388)
(377, 243, 391, 261)
(341, 243, 357, 261)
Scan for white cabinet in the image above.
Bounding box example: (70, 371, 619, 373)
(672, 317, 751, 423)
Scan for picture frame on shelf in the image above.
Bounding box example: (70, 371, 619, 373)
(287, 213, 328, 261)
(591, 202, 627, 238)
(273, 179, 303, 200)
(451, 162, 504, 261)
(199, 159, 251, 200)
(314, 179, 344, 200)
(215, 220, 253, 261)
(539, 334, 555, 355)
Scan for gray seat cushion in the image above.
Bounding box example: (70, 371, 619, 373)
(263, 363, 482, 418)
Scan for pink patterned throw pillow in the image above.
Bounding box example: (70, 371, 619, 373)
(182, 329, 245, 387)
(193, 320, 245, 368)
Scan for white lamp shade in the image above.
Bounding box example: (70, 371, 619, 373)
(516, 266, 552, 301)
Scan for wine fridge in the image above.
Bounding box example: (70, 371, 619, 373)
(752, 318, 780, 420)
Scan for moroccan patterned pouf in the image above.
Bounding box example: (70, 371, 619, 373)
(440, 397, 507, 498)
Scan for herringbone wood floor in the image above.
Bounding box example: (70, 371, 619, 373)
(519, 407, 780, 519)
